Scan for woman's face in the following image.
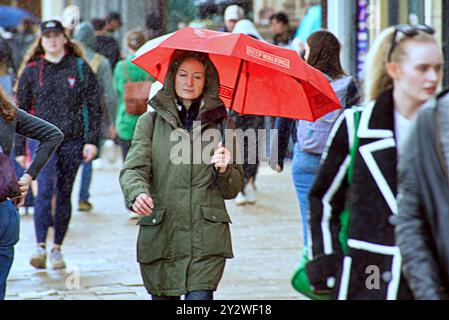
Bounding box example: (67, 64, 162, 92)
(389, 40, 443, 104)
(41, 31, 67, 55)
(175, 58, 206, 103)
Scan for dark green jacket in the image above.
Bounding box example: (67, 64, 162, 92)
(119, 51, 243, 296)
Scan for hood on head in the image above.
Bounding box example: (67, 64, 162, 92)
(73, 22, 96, 49)
(233, 19, 265, 41)
(152, 50, 225, 116)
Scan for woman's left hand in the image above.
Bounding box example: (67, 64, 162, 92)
(15, 174, 33, 207)
(83, 144, 98, 162)
(211, 142, 231, 174)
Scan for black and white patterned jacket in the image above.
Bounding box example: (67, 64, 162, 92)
(306, 90, 413, 300)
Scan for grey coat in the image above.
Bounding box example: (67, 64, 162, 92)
(395, 90, 449, 300)
(0, 107, 63, 179)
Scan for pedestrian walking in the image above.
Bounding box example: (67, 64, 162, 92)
(395, 89, 449, 300)
(306, 25, 443, 299)
(15, 20, 102, 270)
(93, 18, 121, 70)
(1, 87, 63, 299)
(231, 19, 266, 205)
(113, 30, 152, 161)
(120, 50, 243, 300)
(73, 21, 118, 212)
(273, 30, 360, 248)
(266, 12, 296, 158)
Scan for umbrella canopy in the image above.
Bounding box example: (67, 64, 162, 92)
(133, 27, 341, 121)
(0, 5, 36, 28)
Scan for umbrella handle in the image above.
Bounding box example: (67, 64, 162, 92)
(210, 116, 229, 189)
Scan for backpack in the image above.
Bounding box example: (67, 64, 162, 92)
(123, 62, 153, 116)
(297, 76, 358, 155)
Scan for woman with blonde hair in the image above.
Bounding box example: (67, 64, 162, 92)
(16, 20, 102, 270)
(306, 25, 443, 299)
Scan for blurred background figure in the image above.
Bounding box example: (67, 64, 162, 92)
(269, 12, 295, 49)
(105, 12, 122, 34)
(11, 17, 37, 72)
(61, 5, 80, 38)
(221, 4, 245, 32)
(92, 17, 121, 70)
(113, 29, 153, 219)
(73, 21, 118, 212)
(0, 35, 15, 95)
(231, 19, 266, 206)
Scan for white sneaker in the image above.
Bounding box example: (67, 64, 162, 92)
(245, 184, 257, 205)
(235, 192, 248, 206)
(30, 246, 47, 269)
(50, 249, 66, 270)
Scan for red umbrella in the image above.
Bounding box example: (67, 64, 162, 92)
(133, 27, 341, 121)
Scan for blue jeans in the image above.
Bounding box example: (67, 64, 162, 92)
(0, 200, 20, 300)
(291, 144, 321, 248)
(152, 291, 214, 300)
(79, 161, 92, 202)
(34, 140, 83, 245)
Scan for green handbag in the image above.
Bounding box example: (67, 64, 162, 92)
(291, 110, 361, 300)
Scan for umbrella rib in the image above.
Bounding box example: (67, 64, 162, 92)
(229, 59, 245, 111)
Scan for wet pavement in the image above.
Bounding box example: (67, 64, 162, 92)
(6, 161, 307, 300)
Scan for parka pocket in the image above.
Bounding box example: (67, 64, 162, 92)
(136, 208, 171, 264)
(200, 206, 233, 258)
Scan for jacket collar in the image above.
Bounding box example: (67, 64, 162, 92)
(358, 90, 395, 139)
(150, 92, 227, 129)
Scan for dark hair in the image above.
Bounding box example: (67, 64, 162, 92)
(91, 18, 106, 31)
(0, 87, 16, 122)
(306, 30, 346, 79)
(269, 12, 289, 25)
(20, 17, 36, 34)
(106, 12, 122, 24)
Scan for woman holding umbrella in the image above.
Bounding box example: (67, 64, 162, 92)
(306, 25, 443, 299)
(120, 50, 243, 300)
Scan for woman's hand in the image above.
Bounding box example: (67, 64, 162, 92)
(132, 193, 154, 216)
(83, 144, 98, 162)
(15, 174, 33, 207)
(211, 142, 231, 174)
(15, 156, 27, 169)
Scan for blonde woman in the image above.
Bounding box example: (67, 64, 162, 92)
(306, 25, 443, 300)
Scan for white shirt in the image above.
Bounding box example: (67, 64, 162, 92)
(394, 111, 414, 156)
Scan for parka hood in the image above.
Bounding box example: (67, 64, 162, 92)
(150, 50, 227, 125)
(73, 22, 96, 50)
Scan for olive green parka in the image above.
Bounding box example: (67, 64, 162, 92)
(120, 51, 244, 296)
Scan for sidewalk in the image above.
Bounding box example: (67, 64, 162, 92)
(6, 162, 306, 300)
